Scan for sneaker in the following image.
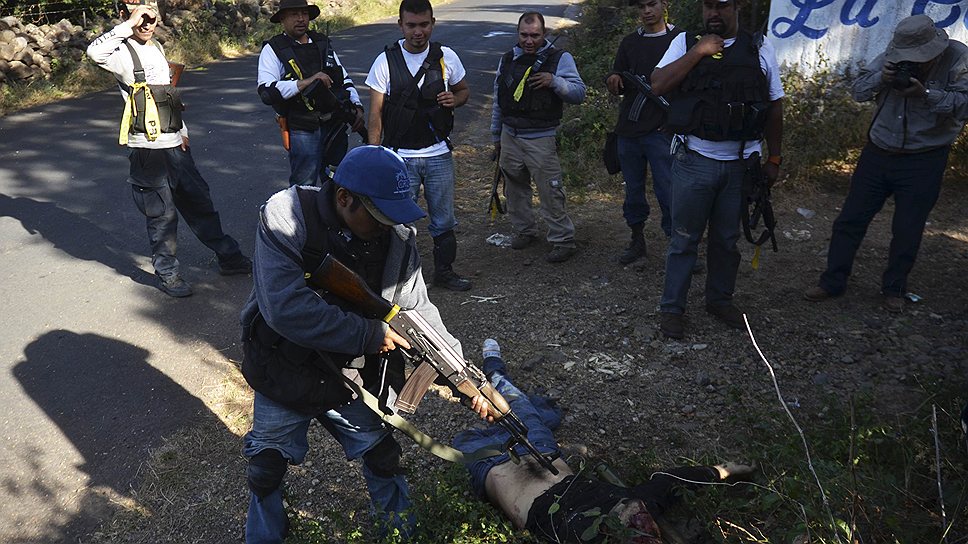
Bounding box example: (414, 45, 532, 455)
(546, 245, 577, 263)
(510, 233, 536, 250)
(803, 285, 837, 302)
(434, 270, 472, 291)
(659, 312, 685, 339)
(883, 294, 904, 314)
(158, 274, 193, 298)
(705, 304, 745, 329)
(482, 338, 501, 360)
(219, 255, 252, 276)
(618, 237, 646, 265)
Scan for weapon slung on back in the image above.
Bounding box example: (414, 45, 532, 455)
(306, 255, 559, 474)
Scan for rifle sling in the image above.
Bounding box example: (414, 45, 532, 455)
(316, 350, 507, 465)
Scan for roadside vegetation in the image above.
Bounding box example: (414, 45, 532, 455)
(0, 0, 401, 116)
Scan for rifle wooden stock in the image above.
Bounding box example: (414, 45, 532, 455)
(307, 255, 396, 320)
(276, 116, 290, 151)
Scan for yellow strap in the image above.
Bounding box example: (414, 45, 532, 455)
(440, 57, 447, 88)
(751, 245, 761, 270)
(288, 59, 314, 111)
(512, 66, 532, 102)
(119, 82, 161, 144)
(383, 304, 401, 323)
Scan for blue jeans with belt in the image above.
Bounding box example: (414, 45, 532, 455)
(243, 393, 413, 543)
(660, 147, 744, 315)
(617, 132, 674, 237)
(287, 121, 348, 186)
(819, 142, 947, 297)
(452, 356, 561, 497)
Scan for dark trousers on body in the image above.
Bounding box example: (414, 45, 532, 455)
(128, 147, 242, 278)
(819, 142, 947, 297)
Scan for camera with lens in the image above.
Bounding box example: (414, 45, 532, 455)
(891, 61, 919, 90)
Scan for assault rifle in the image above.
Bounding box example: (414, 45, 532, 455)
(304, 78, 368, 144)
(621, 70, 669, 122)
(742, 152, 778, 258)
(307, 255, 559, 475)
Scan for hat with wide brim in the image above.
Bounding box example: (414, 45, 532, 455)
(122, 0, 159, 11)
(333, 146, 426, 226)
(270, 0, 321, 23)
(885, 14, 948, 64)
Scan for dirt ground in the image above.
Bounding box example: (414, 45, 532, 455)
(96, 111, 968, 543)
(272, 137, 968, 537)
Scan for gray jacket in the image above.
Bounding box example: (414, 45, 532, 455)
(240, 184, 462, 363)
(854, 40, 968, 153)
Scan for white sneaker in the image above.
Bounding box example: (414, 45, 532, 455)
(482, 338, 501, 360)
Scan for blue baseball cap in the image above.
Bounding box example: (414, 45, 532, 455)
(333, 146, 426, 225)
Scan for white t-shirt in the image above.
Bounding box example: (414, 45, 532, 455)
(656, 33, 785, 160)
(366, 39, 466, 158)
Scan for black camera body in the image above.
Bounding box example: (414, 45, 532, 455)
(892, 61, 920, 90)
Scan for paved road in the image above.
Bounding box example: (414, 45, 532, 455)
(0, 0, 575, 541)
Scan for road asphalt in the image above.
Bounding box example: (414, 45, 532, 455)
(0, 0, 576, 541)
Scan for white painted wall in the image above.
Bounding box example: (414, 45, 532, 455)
(768, 0, 968, 74)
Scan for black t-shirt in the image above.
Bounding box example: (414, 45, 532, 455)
(611, 27, 682, 137)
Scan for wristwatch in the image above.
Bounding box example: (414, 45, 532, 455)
(767, 155, 783, 166)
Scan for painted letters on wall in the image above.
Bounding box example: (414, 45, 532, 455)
(768, 0, 968, 74)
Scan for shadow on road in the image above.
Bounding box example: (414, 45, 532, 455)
(0, 193, 155, 287)
(8, 330, 237, 543)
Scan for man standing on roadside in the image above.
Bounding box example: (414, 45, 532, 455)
(87, 0, 251, 298)
(257, 0, 365, 186)
(606, 0, 681, 264)
(803, 14, 968, 313)
(491, 12, 586, 263)
(649, 0, 784, 338)
(365, 0, 472, 291)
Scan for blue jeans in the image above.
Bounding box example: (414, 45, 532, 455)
(617, 132, 674, 237)
(404, 152, 457, 237)
(661, 148, 744, 314)
(127, 147, 242, 278)
(288, 122, 347, 186)
(243, 393, 413, 543)
(819, 143, 947, 297)
(452, 356, 561, 497)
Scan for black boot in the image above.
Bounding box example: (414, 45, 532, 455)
(433, 230, 472, 291)
(618, 223, 646, 265)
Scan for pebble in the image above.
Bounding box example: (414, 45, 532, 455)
(696, 371, 711, 386)
(813, 372, 830, 385)
(681, 404, 696, 415)
(691, 343, 708, 351)
(840, 355, 855, 364)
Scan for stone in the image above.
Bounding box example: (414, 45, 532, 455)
(12, 36, 28, 53)
(0, 43, 15, 62)
(0, 17, 20, 31)
(681, 404, 696, 415)
(813, 372, 830, 385)
(7, 60, 31, 80)
(0, 29, 16, 43)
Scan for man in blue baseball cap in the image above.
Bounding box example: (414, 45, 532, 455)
(238, 145, 463, 542)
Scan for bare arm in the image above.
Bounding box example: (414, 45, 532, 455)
(368, 90, 385, 145)
(762, 98, 783, 182)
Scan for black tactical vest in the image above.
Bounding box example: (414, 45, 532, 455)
(496, 45, 564, 130)
(267, 32, 350, 132)
(665, 31, 771, 142)
(381, 42, 454, 150)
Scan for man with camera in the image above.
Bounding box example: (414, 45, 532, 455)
(257, 0, 365, 186)
(803, 15, 968, 313)
(87, 0, 251, 298)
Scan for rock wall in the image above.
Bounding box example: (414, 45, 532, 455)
(0, 0, 267, 85)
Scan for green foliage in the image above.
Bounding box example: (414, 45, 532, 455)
(7, 0, 114, 24)
(685, 387, 968, 543)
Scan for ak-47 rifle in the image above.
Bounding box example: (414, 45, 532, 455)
(742, 152, 778, 268)
(307, 255, 559, 474)
(620, 70, 669, 122)
(487, 150, 506, 219)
